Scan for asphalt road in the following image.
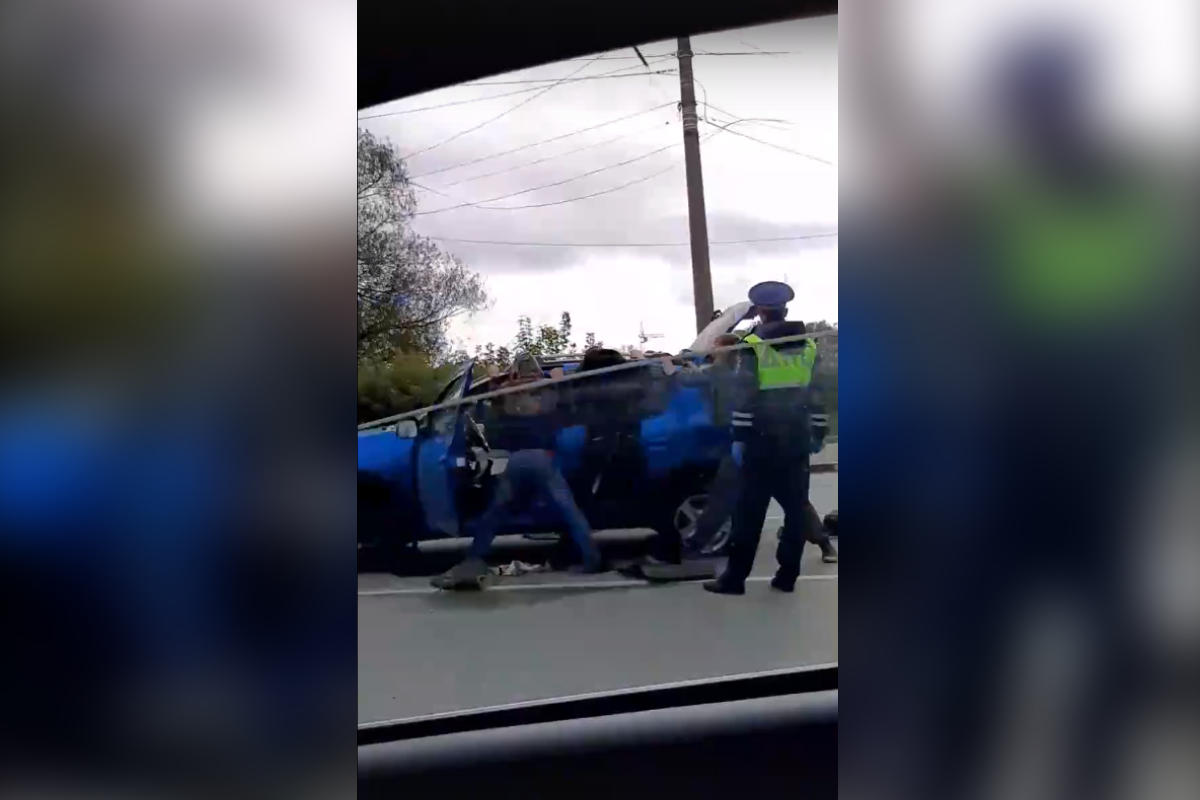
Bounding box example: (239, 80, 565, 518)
(358, 473, 838, 725)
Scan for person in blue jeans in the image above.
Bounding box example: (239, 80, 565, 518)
(432, 354, 603, 590)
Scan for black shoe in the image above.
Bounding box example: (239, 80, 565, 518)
(703, 578, 746, 595)
(770, 574, 796, 593)
(568, 560, 607, 575)
(820, 544, 838, 564)
(431, 558, 489, 590)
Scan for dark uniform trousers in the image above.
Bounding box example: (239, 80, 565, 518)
(722, 434, 811, 584)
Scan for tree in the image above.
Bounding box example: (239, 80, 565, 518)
(558, 312, 575, 352)
(357, 353, 460, 423)
(472, 311, 589, 367)
(515, 316, 535, 356)
(585, 332, 599, 350)
(358, 128, 488, 363)
(806, 320, 838, 435)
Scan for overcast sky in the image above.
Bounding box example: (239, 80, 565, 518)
(360, 16, 838, 354)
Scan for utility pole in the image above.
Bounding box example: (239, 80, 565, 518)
(676, 36, 714, 332)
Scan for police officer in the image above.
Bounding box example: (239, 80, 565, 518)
(705, 281, 822, 595)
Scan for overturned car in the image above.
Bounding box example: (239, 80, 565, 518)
(357, 303, 833, 564)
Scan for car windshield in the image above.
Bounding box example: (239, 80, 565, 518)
(357, 15, 838, 726)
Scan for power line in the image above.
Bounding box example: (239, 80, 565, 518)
(408, 180, 455, 199)
(358, 85, 549, 119)
(700, 116, 834, 166)
(694, 49, 802, 56)
(425, 233, 839, 247)
(463, 58, 676, 86)
(403, 54, 604, 160)
(705, 101, 793, 129)
(413, 135, 684, 216)
(421, 157, 683, 214)
(739, 41, 787, 58)
(359, 59, 674, 121)
(439, 118, 672, 188)
(456, 69, 677, 87)
(409, 101, 675, 179)
(557, 52, 676, 61)
(413, 129, 721, 215)
(457, 69, 676, 87)
(558, 50, 801, 60)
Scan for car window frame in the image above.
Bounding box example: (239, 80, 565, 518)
(428, 367, 471, 438)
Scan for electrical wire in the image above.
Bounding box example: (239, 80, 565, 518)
(700, 116, 834, 166)
(426, 159, 680, 214)
(705, 101, 792, 130)
(403, 54, 604, 160)
(414, 130, 738, 215)
(359, 59, 674, 121)
(412, 134, 683, 215)
(424, 233, 838, 247)
(407, 180, 455, 199)
(463, 58, 676, 86)
(455, 69, 676, 87)
(439, 117, 672, 188)
(694, 49, 801, 56)
(357, 85, 546, 119)
(409, 101, 675, 179)
(557, 52, 675, 61)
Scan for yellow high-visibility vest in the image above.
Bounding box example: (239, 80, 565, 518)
(741, 334, 816, 391)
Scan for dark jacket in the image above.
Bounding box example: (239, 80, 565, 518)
(483, 370, 561, 452)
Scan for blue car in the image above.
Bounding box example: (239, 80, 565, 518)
(356, 304, 768, 562)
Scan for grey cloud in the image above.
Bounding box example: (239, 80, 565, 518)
(369, 14, 838, 279)
(408, 123, 836, 277)
(417, 205, 835, 277)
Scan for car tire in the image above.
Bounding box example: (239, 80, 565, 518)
(650, 473, 730, 560)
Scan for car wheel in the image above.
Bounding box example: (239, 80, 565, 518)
(669, 493, 732, 557)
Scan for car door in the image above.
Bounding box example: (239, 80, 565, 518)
(414, 361, 476, 537)
(687, 301, 754, 352)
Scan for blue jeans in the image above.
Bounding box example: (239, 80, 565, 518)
(466, 449, 600, 565)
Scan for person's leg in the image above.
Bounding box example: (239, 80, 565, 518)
(773, 500, 835, 562)
(707, 452, 772, 592)
(464, 449, 542, 560)
(803, 499, 838, 562)
(463, 469, 519, 561)
(686, 454, 741, 556)
(433, 452, 535, 588)
(525, 450, 602, 568)
(771, 454, 812, 589)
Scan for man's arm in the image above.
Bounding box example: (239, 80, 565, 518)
(729, 346, 758, 443)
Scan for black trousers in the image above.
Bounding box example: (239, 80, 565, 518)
(722, 444, 811, 584)
(782, 500, 835, 553)
(691, 454, 830, 555)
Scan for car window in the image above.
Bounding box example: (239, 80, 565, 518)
(429, 371, 469, 438)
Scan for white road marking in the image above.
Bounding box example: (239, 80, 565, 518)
(357, 573, 837, 597)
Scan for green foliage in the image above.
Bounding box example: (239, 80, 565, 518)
(357, 353, 458, 423)
(471, 342, 512, 370)
(478, 311, 583, 365)
(807, 321, 838, 419)
(358, 128, 488, 363)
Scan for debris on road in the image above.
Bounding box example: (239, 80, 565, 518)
(492, 560, 551, 577)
